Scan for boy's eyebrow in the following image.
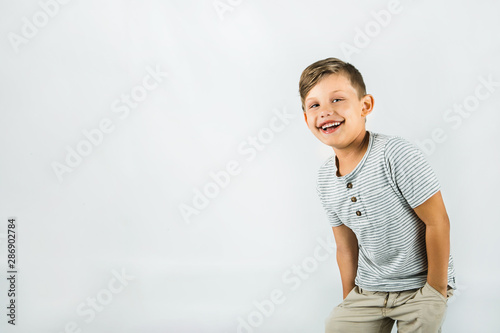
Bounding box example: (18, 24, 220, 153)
(305, 90, 344, 103)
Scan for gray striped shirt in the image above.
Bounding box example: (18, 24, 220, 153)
(317, 130, 456, 291)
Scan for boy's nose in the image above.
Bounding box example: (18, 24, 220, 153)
(319, 106, 334, 117)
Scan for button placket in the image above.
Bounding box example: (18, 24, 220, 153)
(346, 181, 362, 217)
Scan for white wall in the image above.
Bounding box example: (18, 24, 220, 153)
(0, 0, 499, 332)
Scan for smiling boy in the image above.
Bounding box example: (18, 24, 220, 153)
(299, 58, 456, 333)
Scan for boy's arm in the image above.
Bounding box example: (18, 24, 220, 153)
(332, 224, 359, 299)
(413, 190, 450, 298)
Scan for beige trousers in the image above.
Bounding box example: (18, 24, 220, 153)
(325, 282, 454, 333)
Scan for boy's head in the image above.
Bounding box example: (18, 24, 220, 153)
(299, 57, 373, 148)
(299, 58, 366, 112)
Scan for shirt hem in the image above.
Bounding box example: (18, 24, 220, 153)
(358, 277, 457, 292)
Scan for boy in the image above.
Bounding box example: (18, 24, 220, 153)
(299, 58, 456, 333)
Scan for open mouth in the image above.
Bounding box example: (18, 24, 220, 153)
(320, 121, 343, 134)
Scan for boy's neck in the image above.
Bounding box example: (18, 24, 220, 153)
(334, 130, 370, 177)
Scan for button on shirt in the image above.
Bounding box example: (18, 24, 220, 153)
(316, 131, 456, 292)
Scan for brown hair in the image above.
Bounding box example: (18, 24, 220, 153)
(299, 57, 366, 112)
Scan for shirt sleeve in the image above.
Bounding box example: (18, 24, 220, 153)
(316, 178, 344, 227)
(383, 136, 441, 209)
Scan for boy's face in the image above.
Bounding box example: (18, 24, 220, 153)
(303, 73, 373, 149)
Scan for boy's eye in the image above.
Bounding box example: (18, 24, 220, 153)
(309, 99, 341, 109)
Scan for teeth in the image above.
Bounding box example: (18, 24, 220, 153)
(322, 122, 341, 130)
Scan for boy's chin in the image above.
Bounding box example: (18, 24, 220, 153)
(317, 137, 339, 148)
(316, 133, 347, 149)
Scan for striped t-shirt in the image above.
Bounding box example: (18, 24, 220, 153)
(317, 130, 456, 292)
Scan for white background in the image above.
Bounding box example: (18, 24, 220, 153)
(1, 0, 499, 332)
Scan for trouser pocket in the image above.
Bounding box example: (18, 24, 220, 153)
(424, 282, 448, 304)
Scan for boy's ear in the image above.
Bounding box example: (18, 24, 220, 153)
(361, 94, 375, 116)
(303, 112, 308, 124)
